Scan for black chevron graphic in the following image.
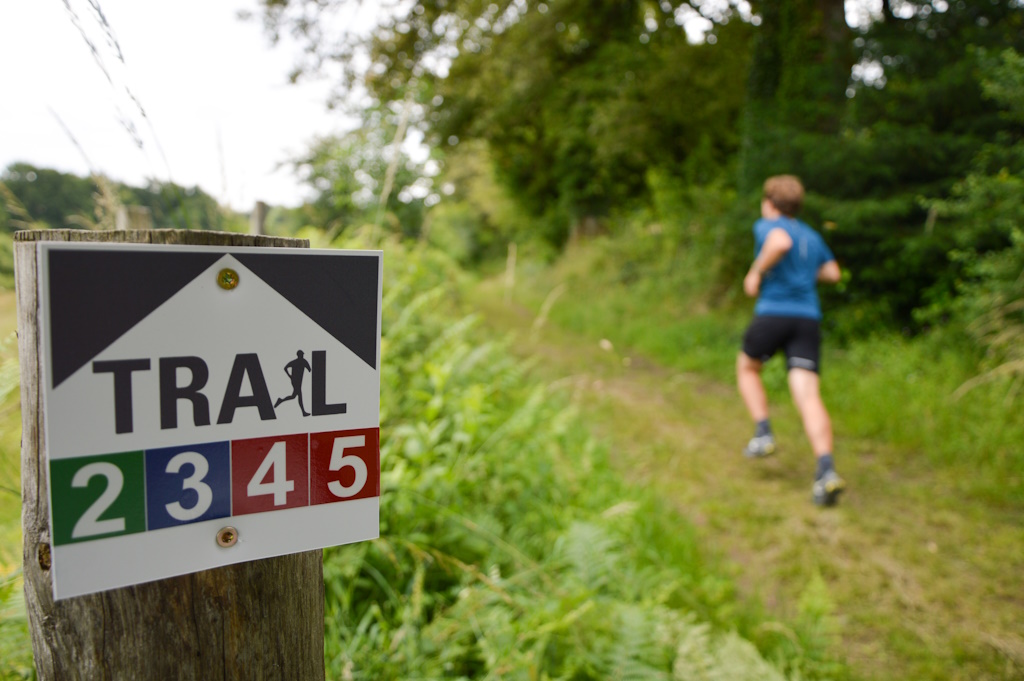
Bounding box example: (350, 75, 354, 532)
(47, 248, 380, 389)
(235, 252, 380, 371)
(48, 249, 222, 389)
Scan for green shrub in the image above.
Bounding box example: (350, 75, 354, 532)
(421, 202, 478, 264)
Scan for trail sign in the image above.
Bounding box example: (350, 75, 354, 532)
(37, 242, 382, 600)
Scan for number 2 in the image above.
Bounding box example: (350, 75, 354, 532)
(71, 462, 126, 539)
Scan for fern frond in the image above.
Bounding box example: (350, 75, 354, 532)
(673, 622, 790, 681)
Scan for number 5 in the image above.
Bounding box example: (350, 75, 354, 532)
(327, 435, 367, 498)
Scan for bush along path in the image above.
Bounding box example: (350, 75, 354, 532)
(468, 277, 1024, 681)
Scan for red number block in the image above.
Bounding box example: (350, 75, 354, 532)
(231, 433, 310, 516)
(310, 428, 380, 506)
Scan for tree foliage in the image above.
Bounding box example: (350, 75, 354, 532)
(259, 0, 754, 243)
(0, 162, 234, 233)
(257, 0, 1024, 334)
(437, 8, 753, 241)
(930, 49, 1024, 394)
(0, 163, 95, 232)
(287, 105, 431, 238)
(807, 1, 1024, 329)
(738, 0, 852, 192)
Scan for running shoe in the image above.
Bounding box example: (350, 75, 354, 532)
(743, 434, 776, 458)
(812, 470, 846, 507)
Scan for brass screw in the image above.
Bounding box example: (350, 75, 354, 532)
(216, 527, 239, 547)
(217, 268, 240, 290)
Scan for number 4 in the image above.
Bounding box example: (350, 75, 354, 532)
(247, 441, 295, 506)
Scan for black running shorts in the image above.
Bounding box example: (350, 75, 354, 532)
(741, 315, 821, 373)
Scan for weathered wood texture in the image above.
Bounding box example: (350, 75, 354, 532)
(15, 229, 325, 681)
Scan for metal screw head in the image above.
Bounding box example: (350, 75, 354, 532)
(216, 527, 239, 547)
(217, 268, 240, 290)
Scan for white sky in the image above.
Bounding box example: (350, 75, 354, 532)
(0, 0, 354, 210)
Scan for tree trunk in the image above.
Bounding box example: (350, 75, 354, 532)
(881, 0, 895, 24)
(15, 229, 326, 681)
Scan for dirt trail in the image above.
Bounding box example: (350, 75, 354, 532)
(473, 290, 1024, 681)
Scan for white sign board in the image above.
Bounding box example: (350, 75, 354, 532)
(37, 243, 383, 600)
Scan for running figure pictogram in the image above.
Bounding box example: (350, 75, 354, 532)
(275, 350, 312, 416)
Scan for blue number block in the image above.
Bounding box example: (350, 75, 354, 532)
(145, 441, 231, 530)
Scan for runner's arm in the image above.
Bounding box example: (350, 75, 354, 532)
(817, 260, 841, 284)
(744, 228, 793, 297)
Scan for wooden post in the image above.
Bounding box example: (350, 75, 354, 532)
(14, 229, 325, 681)
(250, 201, 268, 236)
(115, 205, 153, 231)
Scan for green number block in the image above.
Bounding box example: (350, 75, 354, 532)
(50, 452, 146, 546)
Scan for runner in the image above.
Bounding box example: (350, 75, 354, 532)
(275, 350, 312, 417)
(736, 175, 846, 506)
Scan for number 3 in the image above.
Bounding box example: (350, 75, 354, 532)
(328, 435, 367, 498)
(164, 451, 213, 521)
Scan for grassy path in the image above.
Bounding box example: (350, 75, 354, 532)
(469, 280, 1024, 681)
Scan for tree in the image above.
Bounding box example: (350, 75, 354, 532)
(125, 181, 225, 231)
(432, 2, 753, 242)
(257, 0, 1024, 336)
(0, 163, 96, 231)
(928, 49, 1024, 395)
(258, 0, 753, 245)
(289, 106, 431, 237)
(1, 162, 235, 233)
(738, 0, 852, 192)
(813, 0, 1024, 329)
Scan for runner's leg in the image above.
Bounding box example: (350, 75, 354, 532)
(787, 368, 832, 457)
(737, 352, 769, 422)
